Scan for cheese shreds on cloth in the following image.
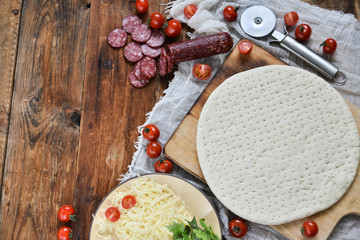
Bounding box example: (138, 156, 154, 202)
(118, 0, 360, 239)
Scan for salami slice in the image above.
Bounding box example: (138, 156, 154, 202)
(131, 24, 152, 42)
(164, 50, 174, 74)
(140, 57, 157, 79)
(129, 70, 149, 88)
(146, 30, 165, 48)
(158, 48, 168, 77)
(122, 15, 142, 33)
(124, 42, 143, 62)
(141, 44, 161, 58)
(134, 61, 149, 80)
(107, 28, 127, 48)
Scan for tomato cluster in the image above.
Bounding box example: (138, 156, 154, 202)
(57, 205, 76, 240)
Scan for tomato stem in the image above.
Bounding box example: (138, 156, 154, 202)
(320, 41, 330, 48)
(144, 127, 150, 134)
(301, 226, 305, 236)
(299, 26, 304, 33)
(69, 214, 77, 222)
(234, 6, 240, 12)
(232, 226, 241, 233)
(68, 230, 73, 239)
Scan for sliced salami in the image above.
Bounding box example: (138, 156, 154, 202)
(158, 48, 168, 77)
(131, 24, 152, 42)
(107, 28, 127, 48)
(140, 57, 157, 79)
(122, 15, 142, 33)
(141, 44, 161, 58)
(164, 50, 174, 74)
(124, 42, 143, 62)
(129, 70, 149, 88)
(146, 30, 165, 48)
(134, 61, 149, 80)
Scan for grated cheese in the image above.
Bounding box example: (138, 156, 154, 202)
(94, 176, 193, 240)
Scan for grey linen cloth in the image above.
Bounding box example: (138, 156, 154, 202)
(122, 0, 360, 239)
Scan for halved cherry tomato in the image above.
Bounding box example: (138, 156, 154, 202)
(105, 207, 121, 222)
(321, 38, 337, 54)
(229, 218, 248, 238)
(295, 24, 312, 41)
(192, 64, 212, 80)
(57, 226, 72, 240)
(223, 6, 239, 22)
(146, 141, 162, 158)
(165, 19, 182, 38)
(135, 0, 149, 14)
(184, 4, 197, 19)
(122, 195, 136, 209)
(301, 220, 318, 238)
(238, 40, 253, 54)
(58, 205, 76, 222)
(284, 11, 299, 26)
(149, 12, 165, 29)
(143, 124, 160, 141)
(154, 159, 173, 173)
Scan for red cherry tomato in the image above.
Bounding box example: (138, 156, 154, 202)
(301, 220, 318, 238)
(192, 64, 212, 80)
(149, 12, 165, 29)
(154, 159, 173, 173)
(135, 0, 149, 14)
(57, 226, 72, 240)
(229, 218, 248, 238)
(165, 19, 182, 38)
(284, 11, 299, 26)
(321, 38, 337, 54)
(105, 207, 121, 222)
(143, 124, 160, 141)
(223, 6, 239, 22)
(295, 24, 312, 41)
(58, 205, 76, 222)
(122, 195, 136, 209)
(184, 4, 197, 19)
(146, 141, 162, 158)
(238, 40, 253, 54)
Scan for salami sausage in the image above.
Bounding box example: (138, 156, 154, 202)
(131, 24, 152, 42)
(129, 70, 149, 88)
(124, 42, 143, 62)
(167, 32, 233, 63)
(158, 48, 168, 77)
(140, 57, 157, 79)
(107, 28, 127, 48)
(164, 50, 174, 74)
(146, 30, 165, 48)
(141, 44, 161, 58)
(134, 61, 149, 80)
(122, 15, 142, 33)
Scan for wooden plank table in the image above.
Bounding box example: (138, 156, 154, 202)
(0, 0, 358, 239)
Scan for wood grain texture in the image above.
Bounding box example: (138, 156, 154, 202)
(0, 0, 22, 194)
(164, 41, 360, 239)
(0, 0, 90, 239)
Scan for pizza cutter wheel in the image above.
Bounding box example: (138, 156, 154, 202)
(240, 5, 345, 84)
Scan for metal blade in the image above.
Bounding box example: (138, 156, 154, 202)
(240, 5, 276, 38)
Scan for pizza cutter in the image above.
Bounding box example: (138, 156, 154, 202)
(240, 5, 345, 84)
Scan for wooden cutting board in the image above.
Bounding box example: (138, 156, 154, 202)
(164, 40, 360, 239)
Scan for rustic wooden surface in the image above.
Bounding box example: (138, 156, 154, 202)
(0, 0, 358, 239)
(163, 41, 360, 239)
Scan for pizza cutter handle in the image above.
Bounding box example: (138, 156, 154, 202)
(280, 35, 345, 84)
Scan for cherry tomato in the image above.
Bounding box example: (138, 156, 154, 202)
(223, 6, 239, 22)
(284, 11, 299, 26)
(146, 141, 162, 158)
(192, 64, 212, 80)
(238, 40, 253, 54)
(58, 205, 76, 222)
(184, 4, 197, 19)
(105, 207, 121, 222)
(229, 218, 248, 238)
(57, 226, 72, 240)
(154, 159, 173, 173)
(301, 220, 318, 238)
(165, 19, 182, 38)
(122, 195, 136, 209)
(135, 0, 149, 13)
(295, 24, 312, 42)
(149, 12, 165, 29)
(143, 124, 160, 141)
(321, 38, 337, 54)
